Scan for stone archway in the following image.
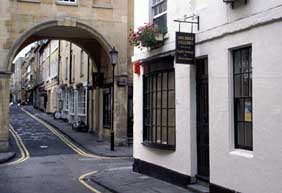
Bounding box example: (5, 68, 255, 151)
(0, 13, 132, 151)
(6, 17, 112, 72)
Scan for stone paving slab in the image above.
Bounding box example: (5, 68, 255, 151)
(89, 167, 194, 193)
(23, 106, 133, 158)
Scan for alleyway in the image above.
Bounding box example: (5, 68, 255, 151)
(0, 106, 192, 193)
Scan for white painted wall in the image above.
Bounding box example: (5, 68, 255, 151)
(195, 2, 282, 193)
(197, 20, 282, 193)
(134, 62, 197, 176)
(133, 0, 282, 192)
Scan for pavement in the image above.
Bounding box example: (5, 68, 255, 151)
(23, 106, 133, 158)
(88, 166, 193, 193)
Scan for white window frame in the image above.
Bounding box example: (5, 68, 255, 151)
(151, 0, 167, 33)
(56, 0, 78, 6)
(77, 88, 86, 116)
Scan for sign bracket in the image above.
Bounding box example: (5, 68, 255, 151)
(174, 14, 200, 33)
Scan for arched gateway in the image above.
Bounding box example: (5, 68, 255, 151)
(0, 0, 133, 151)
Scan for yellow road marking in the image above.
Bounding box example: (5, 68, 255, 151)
(79, 171, 101, 193)
(22, 108, 110, 159)
(0, 124, 30, 166)
(22, 108, 123, 193)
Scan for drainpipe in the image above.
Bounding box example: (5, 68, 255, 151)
(69, 43, 72, 85)
(87, 56, 90, 131)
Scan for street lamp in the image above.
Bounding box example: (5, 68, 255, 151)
(110, 46, 118, 151)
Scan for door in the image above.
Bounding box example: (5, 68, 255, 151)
(196, 58, 210, 180)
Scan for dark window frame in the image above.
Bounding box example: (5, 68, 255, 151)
(233, 46, 253, 151)
(143, 64, 176, 150)
(103, 90, 111, 128)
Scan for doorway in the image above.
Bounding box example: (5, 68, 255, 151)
(196, 58, 210, 180)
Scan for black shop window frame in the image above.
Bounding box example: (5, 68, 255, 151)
(233, 46, 253, 151)
(103, 89, 111, 129)
(142, 56, 176, 150)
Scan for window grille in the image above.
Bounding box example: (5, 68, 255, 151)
(143, 67, 175, 149)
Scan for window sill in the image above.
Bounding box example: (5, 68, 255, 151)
(93, 3, 113, 9)
(142, 141, 175, 151)
(18, 0, 40, 3)
(229, 149, 253, 159)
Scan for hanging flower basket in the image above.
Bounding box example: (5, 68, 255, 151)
(128, 23, 164, 50)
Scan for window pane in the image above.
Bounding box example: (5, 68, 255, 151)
(157, 109, 161, 126)
(157, 73, 162, 91)
(242, 49, 249, 73)
(162, 72, 168, 90)
(168, 71, 175, 89)
(168, 91, 175, 108)
(162, 109, 167, 126)
(245, 123, 253, 147)
(153, 90, 156, 108)
(168, 127, 175, 145)
(249, 73, 252, 97)
(249, 48, 252, 72)
(152, 125, 156, 142)
(162, 91, 167, 108)
(157, 127, 161, 143)
(244, 99, 252, 122)
(162, 126, 168, 144)
(243, 73, 249, 97)
(234, 50, 241, 74)
(236, 99, 244, 122)
(157, 91, 162, 108)
(153, 109, 156, 125)
(234, 75, 242, 97)
(237, 122, 245, 147)
(168, 109, 175, 127)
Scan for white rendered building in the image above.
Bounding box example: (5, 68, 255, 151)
(132, 1, 282, 193)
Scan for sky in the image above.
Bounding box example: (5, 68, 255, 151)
(13, 43, 36, 63)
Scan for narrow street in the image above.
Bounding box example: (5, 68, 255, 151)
(0, 105, 131, 193)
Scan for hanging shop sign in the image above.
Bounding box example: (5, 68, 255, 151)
(175, 32, 195, 65)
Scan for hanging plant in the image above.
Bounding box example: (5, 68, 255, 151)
(128, 23, 164, 50)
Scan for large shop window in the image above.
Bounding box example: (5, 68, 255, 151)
(103, 90, 111, 128)
(152, 0, 167, 33)
(143, 58, 175, 150)
(233, 47, 253, 151)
